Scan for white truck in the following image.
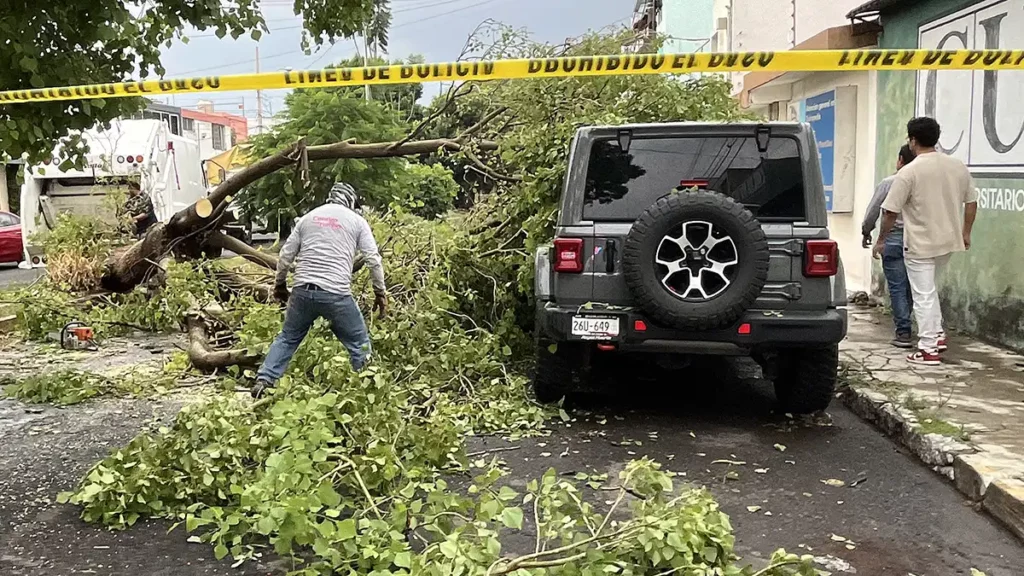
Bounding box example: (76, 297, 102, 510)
(19, 119, 206, 267)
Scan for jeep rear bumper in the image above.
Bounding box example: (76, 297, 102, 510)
(536, 304, 847, 354)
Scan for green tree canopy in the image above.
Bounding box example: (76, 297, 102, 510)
(0, 0, 378, 164)
(329, 55, 427, 122)
(239, 89, 409, 228)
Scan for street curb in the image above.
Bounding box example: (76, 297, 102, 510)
(840, 386, 1024, 543)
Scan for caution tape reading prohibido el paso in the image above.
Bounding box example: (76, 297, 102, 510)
(2, 49, 1024, 104)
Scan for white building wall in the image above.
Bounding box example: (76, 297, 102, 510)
(712, 0, 731, 52)
(723, 0, 867, 93)
(183, 120, 230, 160)
(780, 70, 879, 292)
(793, 0, 866, 45)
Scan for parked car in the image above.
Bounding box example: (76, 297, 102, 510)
(532, 122, 847, 414)
(0, 211, 23, 264)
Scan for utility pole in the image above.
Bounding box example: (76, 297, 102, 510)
(255, 46, 265, 134)
(363, 26, 372, 101)
(648, 0, 657, 48)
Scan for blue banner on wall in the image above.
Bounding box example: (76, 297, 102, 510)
(805, 90, 836, 211)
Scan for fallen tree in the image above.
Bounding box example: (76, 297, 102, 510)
(4, 25, 825, 576)
(100, 136, 499, 293)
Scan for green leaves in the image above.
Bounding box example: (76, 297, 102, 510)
(317, 482, 342, 508)
(499, 506, 524, 529)
(336, 518, 357, 540)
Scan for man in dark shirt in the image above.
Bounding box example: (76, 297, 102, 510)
(861, 145, 915, 348)
(124, 181, 157, 237)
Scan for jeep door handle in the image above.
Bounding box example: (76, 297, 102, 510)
(605, 239, 617, 273)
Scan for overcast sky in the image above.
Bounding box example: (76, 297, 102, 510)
(157, 0, 631, 123)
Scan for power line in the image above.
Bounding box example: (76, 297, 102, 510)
(393, 0, 507, 29)
(171, 0, 510, 76)
(189, 0, 498, 38)
(306, 42, 340, 68)
(395, 0, 488, 14)
(167, 47, 301, 75)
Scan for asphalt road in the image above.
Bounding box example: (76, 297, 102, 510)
(469, 357, 1024, 576)
(1, 356, 1022, 575)
(0, 265, 42, 289)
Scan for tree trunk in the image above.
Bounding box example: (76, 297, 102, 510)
(185, 315, 261, 372)
(100, 137, 498, 293)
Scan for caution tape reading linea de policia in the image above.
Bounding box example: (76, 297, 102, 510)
(2, 49, 1024, 104)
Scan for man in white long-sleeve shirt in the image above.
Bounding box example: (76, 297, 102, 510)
(253, 182, 386, 397)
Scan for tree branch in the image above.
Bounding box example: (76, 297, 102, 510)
(389, 82, 476, 151)
(208, 232, 279, 271)
(103, 134, 499, 293)
(185, 315, 260, 372)
(460, 106, 509, 139)
(464, 149, 521, 183)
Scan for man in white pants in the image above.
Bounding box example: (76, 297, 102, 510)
(873, 117, 978, 366)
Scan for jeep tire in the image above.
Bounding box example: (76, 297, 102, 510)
(622, 190, 770, 331)
(773, 345, 839, 414)
(532, 339, 587, 404)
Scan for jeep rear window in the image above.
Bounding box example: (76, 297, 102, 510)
(582, 136, 806, 222)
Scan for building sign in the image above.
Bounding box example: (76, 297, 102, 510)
(917, 0, 1024, 173)
(805, 91, 836, 211)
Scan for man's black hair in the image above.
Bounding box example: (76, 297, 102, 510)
(907, 116, 941, 148)
(898, 144, 915, 165)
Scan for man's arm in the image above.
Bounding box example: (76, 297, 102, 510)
(872, 211, 897, 253)
(274, 221, 303, 288)
(875, 172, 912, 258)
(357, 219, 386, 295)
(861, 178, 892, 238)
(878, 171, 912, 244)
(963, 171, 979, 250)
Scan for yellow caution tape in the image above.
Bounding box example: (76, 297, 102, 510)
(2, 49, 1023, 104)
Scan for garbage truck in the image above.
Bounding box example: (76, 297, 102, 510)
(19, 119, 206, 267)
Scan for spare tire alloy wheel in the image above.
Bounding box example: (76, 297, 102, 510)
(622, 191, 770, 331)
(657, 221, 738, 301)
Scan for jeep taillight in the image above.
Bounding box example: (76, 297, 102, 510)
(804, 240, 838, 277)
(553, 238, 584, 273)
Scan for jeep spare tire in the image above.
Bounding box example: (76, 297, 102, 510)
(622, 190, 770, 331)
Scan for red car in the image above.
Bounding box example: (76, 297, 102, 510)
(0, 211, 23, 264)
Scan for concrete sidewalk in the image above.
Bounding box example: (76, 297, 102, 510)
(840, 306, 1024, 542)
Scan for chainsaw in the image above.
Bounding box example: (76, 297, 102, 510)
(60, 321, 98, 351)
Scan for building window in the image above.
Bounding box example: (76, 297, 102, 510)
(182, 117, 195, 132)
(212, 124, 225, 150)
(170, 115, 180, 135)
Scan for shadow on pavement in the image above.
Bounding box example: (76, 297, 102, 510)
(571, 354, 780, 420)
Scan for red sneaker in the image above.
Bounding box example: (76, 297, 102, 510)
(907, 350, 941, 366)
(937, 334, 948, 352)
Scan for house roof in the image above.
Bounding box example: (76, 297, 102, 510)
(846, 0, 916, 20)
(181, 108, 249, 140)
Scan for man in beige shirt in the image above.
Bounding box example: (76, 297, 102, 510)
(873, 117, 978, 366)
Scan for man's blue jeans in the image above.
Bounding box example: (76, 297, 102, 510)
(881, 231, 913, 336)
(257, 285, 371, 383)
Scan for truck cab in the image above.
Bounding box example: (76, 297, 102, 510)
(20, 119, 206, 267)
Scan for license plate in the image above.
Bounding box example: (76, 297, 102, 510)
(571, 316, 620, 340)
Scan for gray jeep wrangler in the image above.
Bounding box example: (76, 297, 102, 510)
(533, 122, 847, 414)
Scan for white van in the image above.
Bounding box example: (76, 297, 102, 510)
(19, 119, 206, 267)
